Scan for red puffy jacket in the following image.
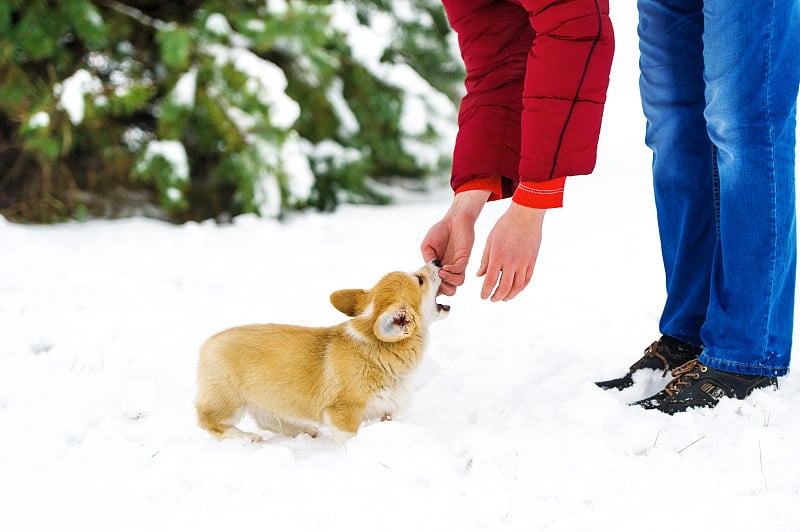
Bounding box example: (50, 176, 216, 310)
(442, 0, 614, 208)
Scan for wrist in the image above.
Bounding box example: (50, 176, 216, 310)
(506, 201, 546, 225)
(448, 189, 491, 222)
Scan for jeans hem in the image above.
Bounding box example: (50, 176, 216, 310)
(699, 352, 789, 377)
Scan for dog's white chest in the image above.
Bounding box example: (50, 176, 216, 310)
(364, 381, 411, 420)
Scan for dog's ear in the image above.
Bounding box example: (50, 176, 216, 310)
(374, 305, 417, 342)
(330, 289, 369, 317)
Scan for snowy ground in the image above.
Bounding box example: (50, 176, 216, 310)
(2, 6, 800, 532)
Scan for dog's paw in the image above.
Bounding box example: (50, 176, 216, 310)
(380, 412, 393, 422)
(291, 426, 319, 439)
(219, 426, 265, 443)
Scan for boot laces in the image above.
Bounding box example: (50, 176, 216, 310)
(663, 359, 706, 397)
(630, 341, 670, 376)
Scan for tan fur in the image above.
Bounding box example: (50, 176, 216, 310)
(195, 261, 449, 443)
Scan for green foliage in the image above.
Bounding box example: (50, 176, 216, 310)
(132, 139, 190, 216)
(156, 26, 193, 70)
(0, 0, 462, 223)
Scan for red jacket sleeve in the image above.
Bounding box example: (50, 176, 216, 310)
(443, 0, 614, 207)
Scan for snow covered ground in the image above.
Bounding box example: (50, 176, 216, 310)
(2, 5, 799, 532)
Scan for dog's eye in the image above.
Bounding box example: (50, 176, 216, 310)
(417, 275, 424, 285)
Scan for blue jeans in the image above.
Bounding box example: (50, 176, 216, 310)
(638, 0, 800, 376)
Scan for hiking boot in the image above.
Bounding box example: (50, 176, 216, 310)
(632, 359, 778, 414)
(595, 335, 703, 391)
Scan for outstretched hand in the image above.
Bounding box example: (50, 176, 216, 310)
(477, 203, 545, 301)
(420, 190, 489, 296)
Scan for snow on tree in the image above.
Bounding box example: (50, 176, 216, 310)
(0, 0, 462, 222)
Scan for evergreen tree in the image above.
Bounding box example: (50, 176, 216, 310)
(0, 0, 462, 222)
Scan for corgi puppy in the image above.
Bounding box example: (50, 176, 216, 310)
(195, 260, 449, 443)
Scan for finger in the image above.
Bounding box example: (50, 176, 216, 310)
(525, 263, 534, 285)
(420, 243, 439, 264)
(480, 263, 502, 300)
(439, 281, 457, 296)
(491, 268, 515, 302)
(476, 243, 489, 278)
(476, 260, 487, 278)
(439, 269, 465, 287)
(448, 254, 470, 276)
(504, 266, 532, 301)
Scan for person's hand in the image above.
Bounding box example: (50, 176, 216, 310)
(477, 203, 545, 301)
(421, 190, 490, 296)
